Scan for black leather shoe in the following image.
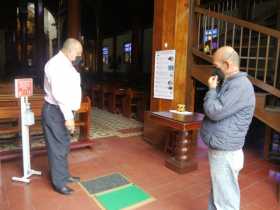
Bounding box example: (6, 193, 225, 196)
(68, 176, 80, 183)
(55, 186, 74, 195)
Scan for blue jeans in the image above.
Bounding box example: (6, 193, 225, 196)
(208, 149, 244, 210)
(42, 102, 71, 189)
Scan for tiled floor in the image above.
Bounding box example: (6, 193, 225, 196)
(0, 108, 143, 152)
(0, 136, 279, 210)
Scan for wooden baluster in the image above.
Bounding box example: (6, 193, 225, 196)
(239, 27, 243, 57)
(232, 24, 236, 48)
(174, 131, 189, 162)
(197, 14, 201, 49)
(165, 130, 198, 173)
(217, 18, 220, 48)
(210, 17, 214, 55)
(226, 0, 229, 12)
(224, 21, 228, 45)
(246, 30, 252, 73)
(203, 15, 207, 51)
(255, 32, 261, 78)
(264, 36, 271, 83)
(273, 40, 280, 87)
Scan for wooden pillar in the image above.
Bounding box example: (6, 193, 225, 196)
(34, 0, 45, 86)
(144, 0, 195, 147)
(150, 0, 191, 111)
(67, 0, 81, 39)
(112, 35, 117, 75)
(94, 27, 103, 74)
(131, 17, 143, 73)
(277, 0, 280, 30)
(2, 1, 18, 78)
(94, 0, 103, 75)
(186, 0, 199, 112)
(18, 1, 28, 66)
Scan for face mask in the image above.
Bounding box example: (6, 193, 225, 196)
(72, 56, 82, 66)
(212, 68, 225, 82)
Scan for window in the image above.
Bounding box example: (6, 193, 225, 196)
(102, 47, 109, 64)
(203, 28, 219, 54)
(123, 42, 132, 64)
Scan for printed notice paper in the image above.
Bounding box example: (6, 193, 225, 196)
(154, 50, 176, 100)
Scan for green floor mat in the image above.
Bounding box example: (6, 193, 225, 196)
(95, 184, 154, 210)
(81, 173, 130, 195)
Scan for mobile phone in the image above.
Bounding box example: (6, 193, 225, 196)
(212, 68, 224, 82)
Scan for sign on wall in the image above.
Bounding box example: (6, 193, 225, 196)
(153, 50, 176, 100)
(15, 78, 33, 98)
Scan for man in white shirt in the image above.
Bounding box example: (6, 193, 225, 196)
(42, 38, 83, 195)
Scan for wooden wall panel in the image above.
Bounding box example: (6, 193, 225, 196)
(150, 0, 191, 112)
(145, 0, 194, 146)
(143, 111, 171, 146)
(172, 0, 188, 109)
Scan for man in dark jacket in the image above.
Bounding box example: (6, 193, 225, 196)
(200, 46, 255, 210)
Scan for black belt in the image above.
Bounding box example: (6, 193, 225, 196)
(45, 101, 59, 108)
(45, 101, 75, 116)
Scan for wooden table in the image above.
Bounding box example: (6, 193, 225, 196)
(150, 111, 204, 174)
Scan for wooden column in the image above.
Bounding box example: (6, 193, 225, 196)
(150, 0, 191, 111)
(131, 17, 143, 73)
(277, 0, 280, 30)
(144, 0, 195, 147)
(2, 1, 18, 78)
(186, 0, 199, 112)
(67, 0, 81, 39)
(94, 0, 103, 74)
(112, 35, 117, 75)
(34, 0, 45, 86)
(18, 1, 28, 66)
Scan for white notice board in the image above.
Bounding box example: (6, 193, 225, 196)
(154, 50, 176, 100)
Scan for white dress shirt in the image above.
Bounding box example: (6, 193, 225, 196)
(44, 51, 82, 120)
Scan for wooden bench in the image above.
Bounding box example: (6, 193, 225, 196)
(122, 89, 145, 121)
(74, 96, 92, 139)
(0, 94, 44, 139)
(0, 95, 93, 160)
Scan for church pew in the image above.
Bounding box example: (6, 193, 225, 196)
(122, 88, 145, 121)
(74, 96, 92, 139)
(109, 87, 127, 114)
(0, 95, 93, 160)
(0, 96, 44, 138)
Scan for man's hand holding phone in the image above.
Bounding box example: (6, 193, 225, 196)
(208, 75, 218, 89)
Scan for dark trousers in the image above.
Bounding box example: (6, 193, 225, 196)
(42, 102, 70, 189)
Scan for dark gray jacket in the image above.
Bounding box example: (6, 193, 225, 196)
(200, 72, 255, 151)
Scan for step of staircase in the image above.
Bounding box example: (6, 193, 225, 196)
(255, 93, 280, 132)
(265, 105, 280, 112)
(256, 92, 271, 108)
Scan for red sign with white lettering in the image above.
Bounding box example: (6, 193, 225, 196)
(15, 79, 33, 98)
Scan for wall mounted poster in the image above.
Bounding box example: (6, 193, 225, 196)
(154, 50, 176, 100)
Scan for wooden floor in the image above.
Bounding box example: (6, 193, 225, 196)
(0, 136, 279, 210)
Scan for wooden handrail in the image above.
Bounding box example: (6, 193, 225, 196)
(192, 6, 280, 95)
(201, 0, 239, 13)
(192, 48, 280, 98)
(195, 7, 280, 39)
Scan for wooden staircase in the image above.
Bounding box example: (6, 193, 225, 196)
(189, 5, 280, 133)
